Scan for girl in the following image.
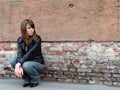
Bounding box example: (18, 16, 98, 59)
(10, 19, 44, 87)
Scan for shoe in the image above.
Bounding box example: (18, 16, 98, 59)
(23, 83, 31, 87)
(30, 83, 38, 87)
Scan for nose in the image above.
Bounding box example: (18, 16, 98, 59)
(30, 28, 33, 31)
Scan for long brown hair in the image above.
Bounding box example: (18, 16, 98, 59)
(21, 19, 37, 47)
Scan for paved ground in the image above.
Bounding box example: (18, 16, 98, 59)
(0, 79, 120, 90)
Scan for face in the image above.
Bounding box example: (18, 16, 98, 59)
(26, 24, 34, 36)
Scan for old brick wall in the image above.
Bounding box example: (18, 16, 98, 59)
(0, 0, 120, 86)
(1, 42, 120, 86)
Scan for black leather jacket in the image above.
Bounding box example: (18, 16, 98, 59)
(16, 35, 44, 65)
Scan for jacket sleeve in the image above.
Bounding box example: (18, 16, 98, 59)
(16, 37, 24, 64)
(17, 36, 41, 64)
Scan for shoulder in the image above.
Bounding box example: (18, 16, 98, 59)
(17, 36, 23, 43)
(35, 35, 41, 41)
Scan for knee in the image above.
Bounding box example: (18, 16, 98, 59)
(22, 62, 32, 71)
(10, 57, 17, 68)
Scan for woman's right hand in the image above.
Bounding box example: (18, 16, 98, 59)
(15, 63, 24, 78)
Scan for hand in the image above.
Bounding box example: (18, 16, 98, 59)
(15, 63, 23, 78)
(15, 63, 21, 68)
(18, 67, 24, 78)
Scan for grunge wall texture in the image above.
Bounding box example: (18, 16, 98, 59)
(0, 0, 119, 41)
(0, 0, 120, 86)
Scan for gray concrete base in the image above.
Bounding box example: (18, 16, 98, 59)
(0, 79, 120, 90)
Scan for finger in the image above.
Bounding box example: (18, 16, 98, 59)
(15, 68, 20, 78)
(15, 71, 19, 77)
(18, 71, 21, 78)
(16, 70, 20, 77)
(15, 68, 18, 76)
(19, 68, 23, 78)
(21, 68, 24, 76)
(18, 71, 22, 78)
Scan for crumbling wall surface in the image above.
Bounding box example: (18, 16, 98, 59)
(1, 41, 120, 86)
(0, 0, 120, 87)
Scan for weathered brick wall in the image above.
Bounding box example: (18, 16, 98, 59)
(1, 41, 120, 86)
(0, 0, 120, 87)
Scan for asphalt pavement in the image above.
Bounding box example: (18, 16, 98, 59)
(0, 79, 120, 90)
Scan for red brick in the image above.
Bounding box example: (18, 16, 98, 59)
(4, 67, 12, 71)
(114, 48, 120, 52)
(0, 54, 6, 58)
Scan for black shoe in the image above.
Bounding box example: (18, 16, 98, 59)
(23, 83, 30, 87)
(30, 83, 38, 87)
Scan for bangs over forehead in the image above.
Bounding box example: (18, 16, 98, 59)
(26, 19, 35, 28)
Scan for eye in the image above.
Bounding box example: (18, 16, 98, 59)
(27, 27, 31, 29)
(28, 27, 31, 29)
